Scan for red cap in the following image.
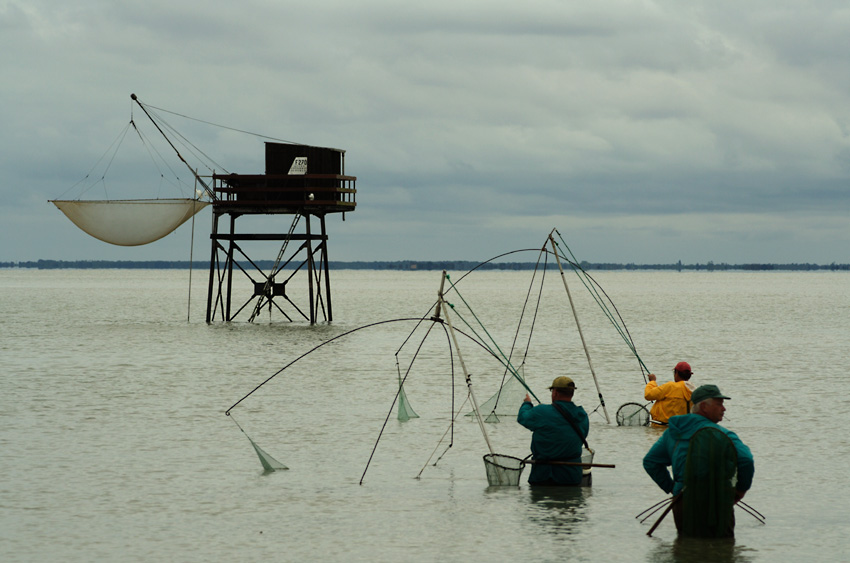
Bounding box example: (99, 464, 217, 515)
(674, 361, 692, 374)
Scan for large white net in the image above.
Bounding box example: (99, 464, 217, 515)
(52, 199, 208, 246)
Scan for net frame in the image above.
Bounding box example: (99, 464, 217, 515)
(483, 454, 526, 486)
(616, 402, 651, 426)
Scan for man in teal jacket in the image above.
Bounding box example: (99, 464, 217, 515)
(517, 376, 589, 486)
(643, 384, 754, 536)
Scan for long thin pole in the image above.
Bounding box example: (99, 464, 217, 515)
(525, 460, 615, 468)
(439, 271, 494, 455)
(647, 494, 681, 536)
(549, 234, 611, 423)
(187, 189, 197, 322)
(130, 94, 216, 200)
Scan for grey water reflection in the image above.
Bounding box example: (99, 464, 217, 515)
(646, 536, 758, 563)
(524, 486, 591, 535)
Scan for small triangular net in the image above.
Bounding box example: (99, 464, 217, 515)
(616, 402, 651, 426)
(397, 384, 419, 422)
(681, 427, 737, 537)
(248, 436, 289, 472)
(467, 366, 529, 423)
(231, 415, 288, 472)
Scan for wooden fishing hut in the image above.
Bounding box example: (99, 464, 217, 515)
(206, 143, 356, 323)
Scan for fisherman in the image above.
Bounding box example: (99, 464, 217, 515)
(518, 376, 589, 486)
(644, 361, 696, 426)
(643, 384, 755, 537)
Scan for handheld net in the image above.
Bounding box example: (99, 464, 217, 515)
(483, 454, 526, 486)
(681, 427, 738, 537)
(616, 402, 651, 426)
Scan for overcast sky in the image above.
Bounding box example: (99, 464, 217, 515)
(2, 1, 848, 264)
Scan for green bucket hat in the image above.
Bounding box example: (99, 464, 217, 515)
(691, 384, 731, 405)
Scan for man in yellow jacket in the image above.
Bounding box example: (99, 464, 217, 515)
(644, 361, 696, 425)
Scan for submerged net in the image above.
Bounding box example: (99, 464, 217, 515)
(483, 454, 525, 486)
(681, 427, 737, 537)
(616, 402, 650, 426)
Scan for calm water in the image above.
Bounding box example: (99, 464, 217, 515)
(1, 268, 848, 562)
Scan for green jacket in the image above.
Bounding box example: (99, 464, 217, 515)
(643, 413, 754, 496)
(517, 400, 589, 485)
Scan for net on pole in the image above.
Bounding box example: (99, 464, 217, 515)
(616, 402, 651, 426)
(230, 414, 289, 472)
(248, 436, 289, 472)
(483, 454, 526, 486)
(467, 365, 529, 422)
(397, 384, 419, 421)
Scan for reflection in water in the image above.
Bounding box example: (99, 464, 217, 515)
(647, 536, 758, 563)
(524, 486, 591, 535)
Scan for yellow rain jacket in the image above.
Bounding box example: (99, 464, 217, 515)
(644, 380, 696, 424)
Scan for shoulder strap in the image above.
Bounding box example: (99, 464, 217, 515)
(552, 402, 590, 449)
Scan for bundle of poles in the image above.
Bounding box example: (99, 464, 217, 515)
(636, 495, 766, 536)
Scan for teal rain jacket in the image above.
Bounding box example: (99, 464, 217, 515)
(517, 400, 589, 485)
(643, 413, 754, 496)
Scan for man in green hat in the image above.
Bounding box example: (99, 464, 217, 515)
(643, 384, 755, 537)
(517, 376, 589, 486)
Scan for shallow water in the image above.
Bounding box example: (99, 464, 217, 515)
(1, 268, 847, 562)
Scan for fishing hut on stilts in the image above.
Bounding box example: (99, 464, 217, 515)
(206, 143, 356, 323)
(50, 94, 356, 324)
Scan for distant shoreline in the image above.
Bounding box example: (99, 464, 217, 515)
(2, 259, 848, 271)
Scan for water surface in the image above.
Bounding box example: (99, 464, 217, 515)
(1, 269, 847, 561)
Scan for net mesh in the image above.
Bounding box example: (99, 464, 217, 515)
(681, 427, 737, 537)
(616, 402, 650, 426)
(397, 385, 419, 421)
(248, 437, 289, 472)
(483, 454, 525, 486)
(468, 366, 529, 421)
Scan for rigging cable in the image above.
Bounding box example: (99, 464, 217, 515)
(140, 101, 302, 145)
(487, 246, 549, 413)
(56, 121, 134, 200)
(225, 317, 508, 415)
(552, 229, 652, 381)
(549, 232, 611, 423)
(130, 94, 216, 200)
(360, 319, 455, 485)
(442, 274, 541, 403)
(130, 119, 194, 198)
(141, 103, 230, 175)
